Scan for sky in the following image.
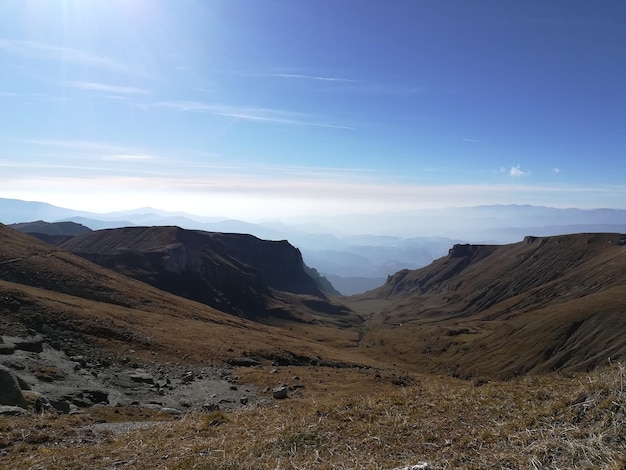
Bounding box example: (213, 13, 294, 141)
(1, 0, 625, 220)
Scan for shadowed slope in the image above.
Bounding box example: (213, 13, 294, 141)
(0, 224, 362, 365)
(58, 226, 348, 320)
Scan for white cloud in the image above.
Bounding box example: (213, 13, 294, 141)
(67, 81, 150, 95)
(509, 165, 529, 177)
(552, 168, 561, 174)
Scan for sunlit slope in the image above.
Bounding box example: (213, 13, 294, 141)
(351, 233, 626, 378)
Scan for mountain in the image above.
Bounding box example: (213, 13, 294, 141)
(0, 223, 360, 364)
(9, 220, 92, 246)
(9, 220, 92, 236)
(350, 233, 626, 379)
(0, 198, 91, 224)
(58, 226, 347, 320)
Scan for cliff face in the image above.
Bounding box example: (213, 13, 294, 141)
(59, 226, 329, 319)
(357, 233, 626, 379)
(377, 233, 626, 314)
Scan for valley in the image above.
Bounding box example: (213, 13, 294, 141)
(1, 220, 625, 469)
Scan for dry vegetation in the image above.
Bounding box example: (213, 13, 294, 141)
(3, 227, 626, 468)
(2, 363, 625, 469)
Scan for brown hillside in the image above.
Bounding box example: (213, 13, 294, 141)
(0, 224, 362, 366)
(58, 226, 349, 321)
(349, 233, 626, 378)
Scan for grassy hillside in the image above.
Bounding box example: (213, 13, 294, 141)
(2, 362, 625, 469)
(350, 233, 626, 378)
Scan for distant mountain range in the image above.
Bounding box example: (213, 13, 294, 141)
(3, 197, 626, 294)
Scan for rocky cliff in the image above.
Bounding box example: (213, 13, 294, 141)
(59, 226, 340, 319)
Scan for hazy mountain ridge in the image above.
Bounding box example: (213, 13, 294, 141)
(7, 198, 626, 294)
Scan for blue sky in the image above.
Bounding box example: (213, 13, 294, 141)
(1, 0, 625, 219)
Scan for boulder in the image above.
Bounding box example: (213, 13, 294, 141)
(228, 357, 261, 367)
(0, 365, 27, 408)
(272, 386, 288, 400)
(12, 336, 44, 353)
(128, 370, 155, 384)
(0, 405, 31, 416)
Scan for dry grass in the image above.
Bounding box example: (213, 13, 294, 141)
(2, 363, 625, 469)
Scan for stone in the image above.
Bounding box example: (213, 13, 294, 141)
(0, 365, 27, 408)
(202, 403, 220, 412)
(160, 407, 184, 417)
(390, 464, 432, 470)
(23, 390, 51, 413)
(228, 357, 261, 367)
(128, 370, 155, 384)
(49, 399, 71, 414)
(12, 336, 44, 353)
(0, 405, 31, 416)
(272, 386, 288, 400)
(0, 343, 15, 355)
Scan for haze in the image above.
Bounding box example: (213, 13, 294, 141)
(1, 1, 626, 224)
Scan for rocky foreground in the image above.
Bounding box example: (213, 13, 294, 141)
(0, 332, 266, 418)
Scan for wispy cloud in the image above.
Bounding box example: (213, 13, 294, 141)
(504, 165, 530, 177)
(0, 39, 136, 74)
(67, 81, 150, 95)
(462, 138, 480, 143)
(150, 100, 356, 130)
(242, 71, 422, 95)
(13, 139, 158, 160)
(102, 154, 156, 161)
(552, 168, 561, 174)
(263, 73, 358, 83)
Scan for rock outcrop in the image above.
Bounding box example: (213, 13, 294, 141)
(59, 226, 337, 319)
(0, 365, 27, 408)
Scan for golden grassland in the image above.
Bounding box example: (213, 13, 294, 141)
(2, 362, 625, 469)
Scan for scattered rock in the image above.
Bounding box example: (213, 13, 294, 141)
(202, 403, 219, 412)
(272, 386, 289, 400)
(12, 336, 44, 353)
(49, 399, 71, 414)
(181, 371, 195, 383)
(70, 356, 87, 367)
(0, 343, 15, 355)
(22, 390, 51, 413)
(227, 357, 261, 367)
(240, 396, 248, 405)
(128, 370, 155, 384)
(0, 365, 27, 408)
(0, 405, 31, 416)
(390, 464, 431, 470)
(160, 407, 184, 417)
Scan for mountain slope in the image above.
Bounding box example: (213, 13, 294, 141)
(350, 233, 626, 378)
(0, 223, 361, 365)
(58, 226, 348, 320)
